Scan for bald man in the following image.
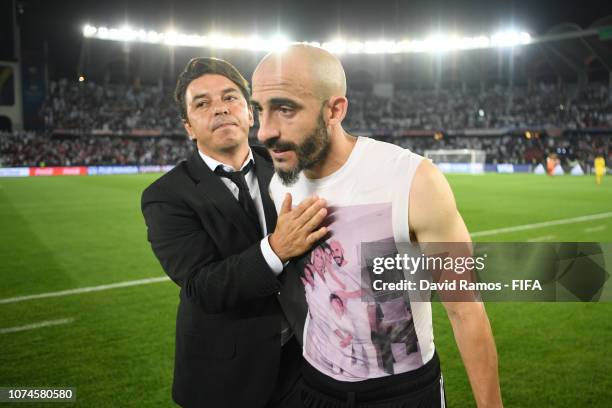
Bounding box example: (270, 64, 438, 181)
(252, 45, 503, 408)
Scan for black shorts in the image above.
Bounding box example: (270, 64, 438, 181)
(300, 351, 446, 408)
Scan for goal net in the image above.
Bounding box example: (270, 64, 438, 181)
(424, 149, 486, 174)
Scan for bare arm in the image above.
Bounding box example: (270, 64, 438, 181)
(409, 159, 503, 408)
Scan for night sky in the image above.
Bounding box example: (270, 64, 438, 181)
(15, 0, 612, 79)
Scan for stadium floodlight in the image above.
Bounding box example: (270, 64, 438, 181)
(244, 35, 267, 52)
(423, 35, 452, 53)
(82, 23, 533, 54)
(460, 35, 490, 49)
(82, 24, 97, 37)
(267, 35, 291, 52)
(322, 39, 348, 54)
(491, 30, 532, 47)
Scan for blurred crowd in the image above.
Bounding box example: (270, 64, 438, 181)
(0, 131, 192, 167)
(1, 79, 609, 168)
(41, 79, 181, 134)
(391, 133, 610, 167)
(344, 82, 612, 132)
(40, 79, 612, 135)
(1, 130, 608, 169)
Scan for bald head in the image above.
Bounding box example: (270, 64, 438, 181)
(253, 44, 346, 100)
(252, 44, 354, 185)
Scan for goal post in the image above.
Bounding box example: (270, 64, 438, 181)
(424, 149, 486, 174)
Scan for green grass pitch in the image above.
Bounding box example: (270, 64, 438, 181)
(0, 173, 611, 407)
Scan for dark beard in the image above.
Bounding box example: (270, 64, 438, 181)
(266, 112, 331, 186)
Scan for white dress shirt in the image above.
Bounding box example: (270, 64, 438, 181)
(198, 149, 283, 275)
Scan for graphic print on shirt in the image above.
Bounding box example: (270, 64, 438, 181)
(292, 202, 423, 381)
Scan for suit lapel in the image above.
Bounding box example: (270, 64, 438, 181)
(186, 151, 260, 243)
(253, 150, 278, 234)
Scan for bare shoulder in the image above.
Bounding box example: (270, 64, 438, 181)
(412, 158, 452, 196)
(410, 159, 457, 221)
(409, 159, 469, 242)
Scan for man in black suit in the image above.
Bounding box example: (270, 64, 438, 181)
(141, 58, 328, 408)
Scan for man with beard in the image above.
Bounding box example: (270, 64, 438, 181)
(328, 240, 347, 267)
(251, 45, 502, 407)
(142, 57, 328, 408)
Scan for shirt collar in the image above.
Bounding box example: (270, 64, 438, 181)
(198, 148, 254, 173)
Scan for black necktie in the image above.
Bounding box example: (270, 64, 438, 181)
(214, 161, 262, 237)
(217, 161, 292, 346)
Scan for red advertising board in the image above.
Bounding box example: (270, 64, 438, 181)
(29, 167, 88, 176)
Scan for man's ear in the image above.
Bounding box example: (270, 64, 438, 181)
(326, 96, 348, 126)
(183, 119, 195, 141)
(248, 104, 254, 127)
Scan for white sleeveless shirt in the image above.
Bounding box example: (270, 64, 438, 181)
(269, 136, 434, 382)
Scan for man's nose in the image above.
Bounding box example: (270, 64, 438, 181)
(257, 114, 280, 144)
(212, 100, 230, 115)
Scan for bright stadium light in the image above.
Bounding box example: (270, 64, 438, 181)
(82, 24, 97, 37)
(491, 30, 532, 47)
(322, 39, 348, 54)
(268, 34, 291, 52)
(244, 35, 267, 51)
(462, 35, 490, 49)
(81, 23, 533, 54)
(347, 41, 365, 54)
(364, 40, 398, 54)
(424, 35, 453, 53)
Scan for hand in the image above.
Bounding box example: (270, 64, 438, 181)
(269, 193, 328, 262)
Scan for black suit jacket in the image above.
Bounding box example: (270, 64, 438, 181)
(141, 146, 294, 408)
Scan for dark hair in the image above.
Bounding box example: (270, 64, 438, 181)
(174, 57, 251, 122)
(330, 293, 343, 304)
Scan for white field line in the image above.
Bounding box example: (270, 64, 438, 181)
(0, 318, 75, 334)
(527, 235, 556, 242)
(2, 213, 611, 306)
(471, 212, 612, 237)
(0, 276, 170, 305)
(584, 225, 606, 233)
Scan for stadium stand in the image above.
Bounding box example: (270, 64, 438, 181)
(0, 131, 191, 167)
(1, 80, 610, 169)
(344, 82, 612, 132)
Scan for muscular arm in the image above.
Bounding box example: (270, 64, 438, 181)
(409, 159, 503, 408)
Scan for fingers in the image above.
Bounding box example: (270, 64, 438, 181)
(291, 195, 319, 218)
(297, 198, 326, 225)
(306, 226, 328, 244)
(279, 193, 292, 215)
(275, 195, 329, 259)
(302, 207, 327, 233)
